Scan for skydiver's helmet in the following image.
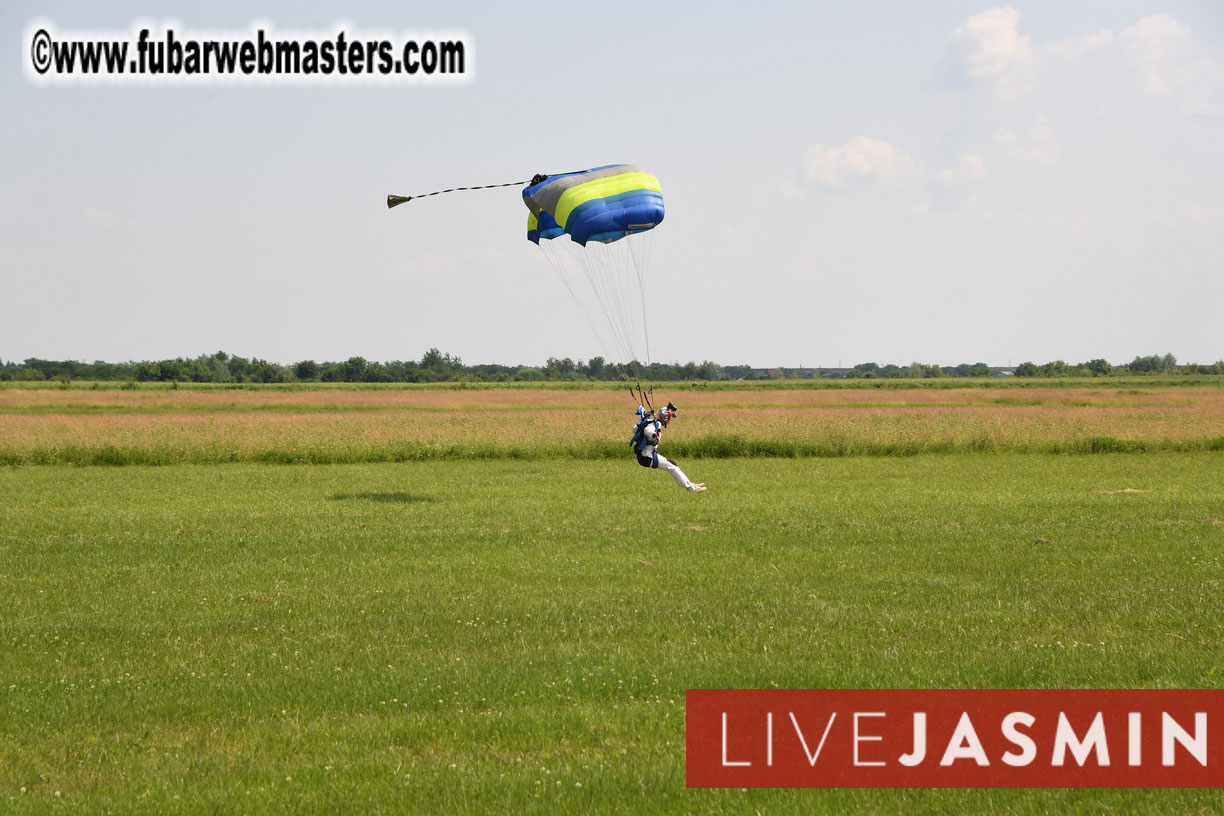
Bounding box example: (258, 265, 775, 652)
(659, 402, 678, 427)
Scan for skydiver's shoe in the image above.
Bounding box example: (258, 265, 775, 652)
(689, 483, 707, 492)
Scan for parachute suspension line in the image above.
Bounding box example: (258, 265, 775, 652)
(615, 239, 646, 366)
(539, 237, 645, 389)
(616, 235, 656, 399)
(595, 243, 638, 368)
(562, 239, 642, 383)
(537, 243, 609, 363)
(586, 234, 653, 388)
(626, 230, 655, 370)
(613, 243, 637, 357)
(536, 242, 634, 386)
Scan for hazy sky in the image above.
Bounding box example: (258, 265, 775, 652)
(3, 1, 1222, 368)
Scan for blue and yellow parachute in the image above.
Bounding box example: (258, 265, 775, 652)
(386, 163, 665, 379)
(523, 165, 664, 246)
(523, 164, 664, 377)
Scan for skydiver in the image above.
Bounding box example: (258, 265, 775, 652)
(631, 402, 706, 492)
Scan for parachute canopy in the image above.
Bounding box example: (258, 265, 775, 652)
(523, 164, 664, 378)
(523, 165, 664, 246)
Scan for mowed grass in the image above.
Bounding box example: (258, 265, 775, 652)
(2, 454, 1223, 814)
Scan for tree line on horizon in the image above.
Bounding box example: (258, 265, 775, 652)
(1, 350, 1220, 384)
(844, 354, 1220, 379)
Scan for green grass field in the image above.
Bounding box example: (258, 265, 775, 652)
(3, 450, 1222, 813)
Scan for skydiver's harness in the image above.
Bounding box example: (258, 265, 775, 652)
(633, 410, 676, 469)
(630, 394, 678, 469)
(631, 415, 657, 468)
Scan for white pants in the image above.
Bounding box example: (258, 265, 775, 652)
(639, 446, 697, 490)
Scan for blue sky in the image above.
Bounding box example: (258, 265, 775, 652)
(3, 1, 1222, 367)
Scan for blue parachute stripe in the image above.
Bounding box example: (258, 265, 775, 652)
(585, 230, 627, 243)
(527, 211, 564, 244)
(566, 191, 665, 246)
(563, 188, 660, 223)
(564, 189, 663, 227)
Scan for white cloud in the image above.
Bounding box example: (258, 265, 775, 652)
(1048, 28, 1115, 61)
(948, 6, 1035, 99)
(937, 153, 986, 186)
(946, 9, 1222, 114)
(995, 116, 1060, 164)
(1120, 14, 1223, 114)
(804, 136, 917, 187)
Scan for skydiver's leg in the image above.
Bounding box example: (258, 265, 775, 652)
(654, 453, 698, 490)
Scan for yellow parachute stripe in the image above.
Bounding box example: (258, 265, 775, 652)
(555, 172, 662, 229)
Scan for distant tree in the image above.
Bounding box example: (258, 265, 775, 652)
(341, 356, 367, 382)
(515, 367, 545, 381)
(249, 359, 289, 383)
(1084, 358, 1112, 376)
(1039, 360, 1069, 376)
(361, 361, 392, 383)
(234, 356, 264, 381)
(208, 355, 233, 382)
(1129, 355, 1154, 373)
(721, 365, 753, 380)
(383, 360, 420, 382)
(1015, 362, 1038, 377)
(419, 348, 462, 380)
(420, 348, 442, 368)
(544, 357, 576, 378)
(294, 360, 319, 380)
(1129, 353, 1177, 374)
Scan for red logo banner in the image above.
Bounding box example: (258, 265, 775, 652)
(686, 689, 1224, 788)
